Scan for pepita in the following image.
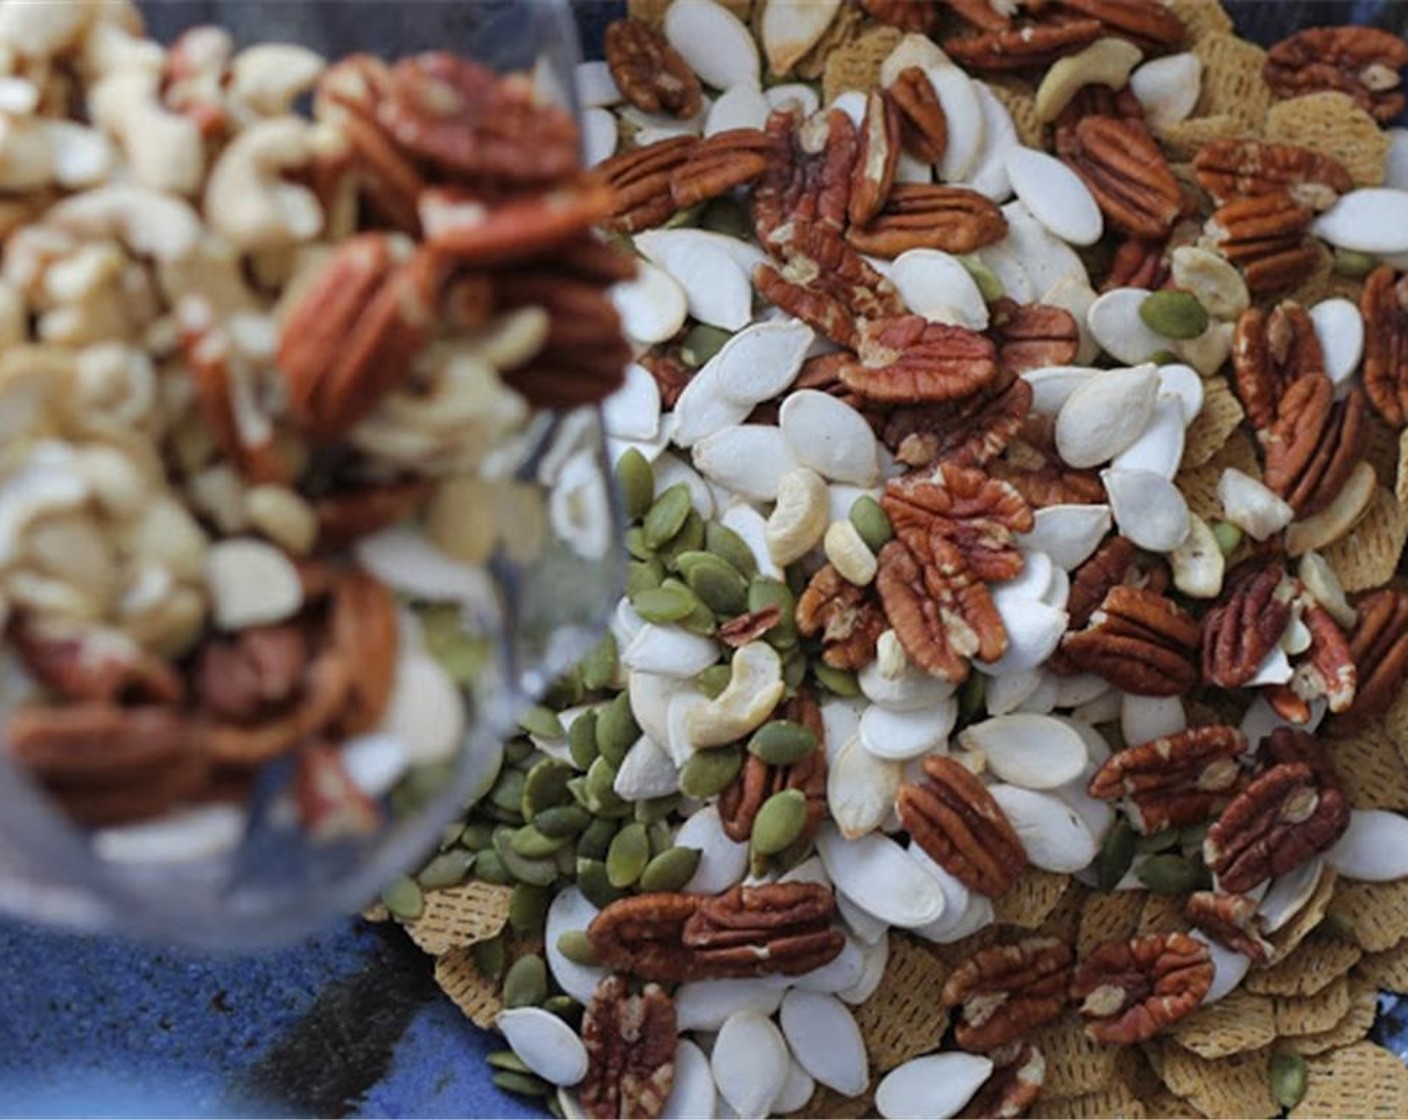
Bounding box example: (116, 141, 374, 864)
(640, 845, 703, 892)
(568, 712, 599, 770)
(555, 929, 600, 967)
(681, 323, 733, 368)
(492, 1070, 551, 1098)
(494, 832, 561, 887)
(381, 875, 424, 920)
(643, 483, 692, 548)
(705, 520, 758, 579)
(417, 848, 476, 890)
(956, 254, 1004, 302)
(1137, 852, 1209, 894)
(1270, 1049, 1308, 1110)
(630, 582, 698, 624)
(487, 1050, 534, 1074)
(813, 662, 861, 697)
(509, 883, 551, 935)
(522, 758, 575, 817)
(579, 632, 619, 691)
(626, 559, 665, 597)
(657, 510, 706, 569)
(748, 577, 798, 648)
(595, 693, 640, 766)
(1139, 289, 1209, 340)
(475, 849, 513, 884)
(625, 525, 653, 561)
(584, 757, 629, 816)
(748, 720, 818, 766)
(576, 858, 627, 908)
(511, 824, 568, 860)
(502, 953, 548, 1009)
(473, 935, 507, 981)
(752, 789, 809, 855)
(696, 663, 733, 698)
(1097, 817, 1135, 891)
(606, 821, 651, 887)
(577, 816, 618, 862)
(518, 704, 563, 740)
(848, 495, 893, 554)
(678, 550, 749, 615)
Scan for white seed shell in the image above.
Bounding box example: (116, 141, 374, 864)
(876, 1053, 994, 1120)
(497, 1008, 589, 1087)
(816, 824, 947, 928)
(1102, 468, 1190, 552)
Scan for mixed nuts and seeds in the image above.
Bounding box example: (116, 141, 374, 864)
(371, 1, 1408, 1117)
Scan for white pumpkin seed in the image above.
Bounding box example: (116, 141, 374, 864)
(876, 1053, 994, 1120)
(925, 64, 984, 182)
(1023, 365, 1096, 414)
(1102, 468, 1190, 552)
(830, 733, 905, 837)
(997, 550, 1055, 602)
(693, 425, 800, 502)
(817, 824, 947, 928)
(838, 933, 890, 1004)
(1087, 287, 1169, 365)
(379, 654, 464, 765)
(582, 107, 618, 168)
(678, 806, 750, 894)
(1311, 188, 1408, 254)
(762, 0, 842, 75)
(1013, 673, 1060, 715)
(637, 231, 752, 331)
(623, 624, 719, 679)
(959, 714, 1088, 789)
(793, 936, 868, 995)
(999, 201, 1087, 298)
(707, 318, 813, 406)
(858, 656, 958, 711)
(989, 783, 1098, 872)
(613, 735, 681, 801)
(603, 362, 663, 443)
(711, 1011, 789, 1119)
(497, 1007, 589, 1087)
(720, 502, 783, 580)
(1309, 297, 1365, 390)
(1326, 810, 1408, 881)
(820, 696, 867, 761)
(978, 595, 1067, 676)
(977, 241, 1035, 303)
(891, 249, 989, 329)
(836, 888, 890, 946)
(1007, 146, 1102, 246)
(1218, 468, 1294, 541)
(1015, 504, 1112, 570)
(670, 364, 752, 449)
(780, 991, 869, 1097)
(779, 390, 881, 485)
(545, 888, 606, 1005)
(665, 0, 760, 90)
(1129, 52, 1201, 128)
(1120, 694, 1186, 747)
(1074, 686, 1123, 725)
(1055, 363, 1160, 468)
(1051, 673, 1110, 709)
(662, 1039, 717, 1120)
(705, 79, 771, 135)
(611, 260, 689, 346)
(676, 978, 785, 1032)
(1256, 858, 1325, 933)
(961, 82, 1018, 202)
(574, 61, 621, 108)
(771, 1060, 816, 1116)
(986, 668, 1044, 716)
(1110, 392, 1186, 479)
(879, 33, 952, 87)
(1247, 643, 1294, 686)
(859, 700, 956, 761)
(1190, 929, 1252, 1005)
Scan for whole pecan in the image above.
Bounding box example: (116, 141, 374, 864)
(328, 568, 400, 735)
(887, 67, 947, 165)
(1205, 192, 1317, 296)
(1087, 724, 1247, 833)
(1052, 85, 1148, 160)
(596, 136, 697, 233)
(580, 975, 676, 1120)
(1102, 237, 1169, 293)
(587, 883, 845, 983)
(604, 19, 702, 120)
(422, 179, 615, 268)
(194, 624, 308, 723)
(883, 464, 1033, 581)
(897, 755, 1029, 897)
(958, 1042, 1046, 1120)
(1231, 301, 1326, 435)
(796, 564, 887, 670)
(1193, 139, 1353, 210)
(1203, 760, 1350, 893)
(719, 690, 826, 847)
(670, 128, 774, 208)
(754, 106, 856, 251)
(1062, 116, 1182, 239)
(1185, 890, 1273, 964)
(986, 299, 1080, 377)
(1200, 561, 1295, 688)
(882, 370, 1032, 469)
(1269, 385, 1367, 518)
(1072, 933, 1213, 1044)
(1059, 0, 1186, 51)
(859, 0, 939, 31)
(1061, 585, 1200, 696)
(1265, 25, 1408, 123)
(1064, 536, 1169, 636)
(850, 90, 901, 227)
(847, 316, 1000, 404)
(941, 937, 1073, 1052)
(945, 16, 1103, 71)
(716, 606, 782, 649)
(12, 621, 185, 707)
(847, 184, 1008, 257)
(1347, 588, 1408, 715)
(1360, 266, 1408, 428)
(989, 417, 1107, 509)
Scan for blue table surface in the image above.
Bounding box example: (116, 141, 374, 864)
(9, 2, 1408, 1117)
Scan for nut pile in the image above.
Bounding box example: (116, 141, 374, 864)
(0, 4, 627, 852)
(380, 1, 1408, 1117)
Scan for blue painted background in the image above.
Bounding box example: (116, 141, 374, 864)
(5, 2, 1408, 1117)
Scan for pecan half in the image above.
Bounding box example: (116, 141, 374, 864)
(422, 180, 614, 267)
(1185, 891, 1273, 965)
(942, 937, 1074, 1052)
(883, 370, 1032, 469)
(1102, 237, 1169, 292)
(958, 1042, 1046, 1120)
(1273, 600, 1357, 719)
(314, 479, 434, 548)
(328, 568, 399, 735)
(1061, 585, 1200, 696)
(1265, 385, 1368, 518)
(859, 0, 939, 31)
(1060, 0, 1186, 51)
(587, 883, 845, 983)
(1265, 25, 1408, 123)
(1360, 266, 1408, 428)
(194, 625, 308, 723)
(1231, 301, 1327, 435)
(1062, 116, 1182, 239)
(1348, 588, 1408, 715)
(604, 19, 701, 120)
(848, 316, 1000, 404)
(1065, 536, 1169, 635)
(1203, 761, 1350, 893)
(850, 90, 902, 226)
(987, 299, 1080, 377)
(13, 621, 185, 707)
(719, 691, 827, 848)
(898, 754, 1029, 897)
(990, 417, 1107, 509)
(1193, 139, 1353, 210)
(203, 647, 351, 766)
(596, 136, 697, 233)
(796, 564, 887, 670)
(580, 975, 676, 1120)
(716, 606, 783, 649)
(1206, 192, 1317, 296)
(1072, 933, 1213, 1044)
(883, 464, 1034, 581)
(670, 128, 774, 208)
(847, 184, 1008, 257)
(754, 106, 856, 251)
(945, 17, 1103, 71)
(888, 67, 948, 164)
(1087, 725, 1247, 833)
(1200, 561, 1295, 688)
(293, 740, 380, 841)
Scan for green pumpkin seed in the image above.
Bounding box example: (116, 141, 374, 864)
(625, 559, 662, 599)
(635, 794, 680, 825)
(494, 831, 560, 887)
(1178, 821, 1211, 853)
(640, 846, 702, 892)
(752, 789, 809, 855)
(502, 953, 548, 1008)
(677, 597, 717, 636)
(569, 711, 599, 770)
(577, 858, 627, 908)
(461, 822, 496, 850)
(616, 448, 655, 523)
(518, 705, 563, 740)
(678, 550, 749, 615)
(606, 822, 650, 888)
(584, 757, 629, 816)
(577, 816, 618, 861)
(956, 253, 1004, 302)
(580, 631, 619, 692)
(644, 483, 692, 548)
(1334, 247, 1378, 279)
(958, 672, 986, 724)
(472, 935, 507, 981)
(658, 510, 706, 569)
(681, 323, 733, 368)
(381, 875, 424, 921)
(1137, 853, 1206, 894)
(679, 746, 744, 799)
(556, 928, 600, 966)
(474, 849, 513, 884)
(706, 521, 758, 579)
(543, 994, 582, 1027)
(439, 821, 466, 850)
(534, 804, 592, 838)
(748, 578, 797, 648)
(555, 841, 578, 876)
(1145, 348, 1180, 366)
(492, 1070, 551, 1098)
(1097, 818, 1136, 892)
(1135, 827, 1180, 854)
(748, 720, 818, 766)
(417, 848, 476, 890)
(1139, 289, 1209, 340)
(631, 582, 699, 624)
(698, 194, 752, 239)
(647, 820, 674, 858)
(511, 825, 568, 859)
(504, 738, 535, 768)
(1211, 520, 1243, 556)
(509, 883, 551, 935)
(487, 1050, 533, 1074)
(490, 768, 528, 817)
(812, 662, 860, 697)
(596, 693, 640, 767)
(848, 495, 893, 554)
(523, 758, 575, 818)
(782, 646, 807, 692)
(696, 663, 732, 699)
(1270, 1049, 1308, 1110)
(625, 525, 654, 561)
(546, 673, 584, 710)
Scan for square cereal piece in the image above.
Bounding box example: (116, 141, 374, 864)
(1151, 1041, 1280, 1119)
(1265, 866, 1339, 965)
(435, 944, 504, 1030)
(1077, 891, 1145, 958)
(1191, 33, 1272, 131)
(791, 2, 861, 81)
(1323, 718, 1408, 812)
(1181, 375, 1245, 471)
(851, 933, 952, 1072)
(1355, 935, 1408, 991)
(1137, 892, 1192, 936)
(402, 881, 515, 956)
(1245, 935, 1363, 997)
(1273, 974, 1352, 1036)
(1163, 0, 1234, 43)
(1157, 114, 1255, 162)
(983, 77, 1043, 149)
(1027, 1086, 1147, 1119)
(1323, 488, 1408, 593)
(822, 24, 902, 104)
(1290, 1042, 1408, 1119)
(993, 869, 1071, 929)
(1171, 988, 1277, 1058)
(1265, 92, 1389, 188)
(1290, 977, 1380, 1056)
(1028, 1016, 1121, 1099)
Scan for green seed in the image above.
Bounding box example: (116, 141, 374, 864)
(474, 849, 512, 884)
(494, 831, 560, 887)
(751, 789, 809, 855)
(579, 631, 619, 691)
(417, 848, 476, 890)
(625, 525, 653, 561)
(490, 768, 528, 818)
(782, 646, 807, 692)
(1145, 348, 1180, 366)
(1270, 1049, 1308, 1110)
(681, 323, 733, 368)
(577, 858, 627, 908)
(487, 1050, 533, 1074)
(812, 662, 861, 697)
(957, 253, 1005, 302)
(518, 704, 563, 740)
(492, 1070, 551, 1098)
(502, 953, 548, 1008)
(511, 825, 568, 859)
(679, 551, 749, 616)
(640, 846, 702, 892)
(625, 560, 662, 599)
(706, 521, 758, 579)
(631, 582, 699, 624)
(647, 820, 674, 858)
(472, 935, 507, 981)
(546, 673, 584, 710)
(615, 448, 655, 522)
(748, 578, 797, 648)
(748, 720, 818, 766)
(504, 738, 534, 767)
(635, 794, 680, 825)
(461, 822, 496, 850)
(523, 758, 575, 818)
(606, 822, 651, 888)
(534, 804, 592, 838)
(657, 510, 706, 569)
(1178, 821, 1211, 855)
(596, 693, 641, 767)
(556, 928, 600, 966)
(1211, 520, 1243, 556)
(577, 816, 618, 861)
(509, 883, 551, 935)
(696, 663, 733, 699)
(679, 746, 743, 799)
(1139, 289, 1209, 340)
(848, 495, 893, 554)
(569, 711, 599, 770)
(676, 597, 717, 636)
(542, 994, 582, 1027)
(555, 841, 578, 877)
(381, 875, 424, 920)
(957, 671, 986, 724)
(1334, 247, 1378, 279)
(698, 194, 752, 239)
(584, 756, 629, 816)
(1137, 853, 1206, 894)
(1135, 827, 1180, 854)
(1097, 818, 1136, 892)
(643, 483, 692, 548)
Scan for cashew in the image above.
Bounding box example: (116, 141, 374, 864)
(6, 568, 103, 621)
(230, 44, 326, 117)
(1036, 38, 1143, 123)
(72, 442, 148, 520)
(824, 518, 878, 586)
(876, 629, 909, 679)
(89, 69, 204, 195)
(80, 8, 165, 79)
(0, 345, 67, 444)
(1217, 468, 1294, 542)
(0, 116, 60, 191)
(74, 342, 157, 426)
(0, 281, 25, 351)
(246, 484, 318, 556)
(1298, 550, 1357, 630)
(120, 574, 206, 658)
(0, 440, 91, 568)
(121, 496, 209, 581)
(1170, 246, 1249, 321)
(1286, 461, 1377, 556)
(766, 466, 829, 566)
(685, 641, 786, 748)
(0, 75, 38, 114)
(47, 184, 204, 262)
(1173, 319, 1234, 376)
(157, 236, 261, 317)
(203, 537, 303, 630)
(22, 510, 119, 609)
(187, 464, 250, 535)
(203, 117, 324, 252)
(0, 0, 94, 61)
(1168, 512, 1224, 599)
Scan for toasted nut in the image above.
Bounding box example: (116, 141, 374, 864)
(1170, 245, 1250, 321)
(46, 184, 204, 262)
(203, 537, 303, 630)
(122, 497, 210, 580)
(823, 518, 879, 586)
(1218, 468, 1294, 541)
(246, 484, 319, 555)
(229, 43, 327, 117)
(203, 117, 324, 252)
(1297, 550, 1356, 629)
(1168, 512, 1224, 599)
(766, 467, 829, 566)
(686, 641, 786, 748)
(1285, 460, 1377, 556)
(88, 69, 204, 194)
(875, 628, 909, 679)
(1036, 37, 1143, 123)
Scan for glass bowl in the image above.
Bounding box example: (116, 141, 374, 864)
(0, 0, 624, 949)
